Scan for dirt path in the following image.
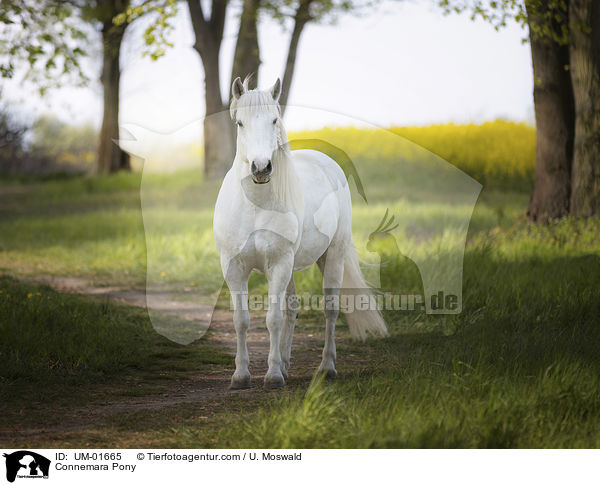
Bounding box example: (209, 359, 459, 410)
(30, 275, 324, 375)
(1, 275, 327, 445)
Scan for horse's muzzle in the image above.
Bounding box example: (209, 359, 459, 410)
(251, 160, 272, 184)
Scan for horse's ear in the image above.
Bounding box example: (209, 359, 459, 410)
(270, 78, 281, 102)
(232, 77, 244, 100)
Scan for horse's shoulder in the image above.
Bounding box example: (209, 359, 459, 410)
(215, 168, 239, 207)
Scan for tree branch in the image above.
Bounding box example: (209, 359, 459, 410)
(187, 0, 206, 29)
(210, 0, 228, 41)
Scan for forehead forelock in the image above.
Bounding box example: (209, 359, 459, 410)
(232, 90, 280, 121)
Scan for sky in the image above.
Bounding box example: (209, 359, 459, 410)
(4, 1, 534, 134)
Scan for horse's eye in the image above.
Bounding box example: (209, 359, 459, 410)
(272, 118, 277, 125)
(236, 120, 243, 128)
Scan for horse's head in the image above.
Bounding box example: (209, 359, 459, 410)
(230, 77, 282, 184)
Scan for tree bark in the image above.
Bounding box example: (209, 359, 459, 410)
(569, 0, 600, 217)
(187, 0, 235, 179)
(280, 0, 311, 115)
(230, 0, 261, 90)
(97, 2, 130, 174)
(203, 41, 234, 179)
(526, 3, 575, 222)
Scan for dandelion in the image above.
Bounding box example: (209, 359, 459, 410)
(160, 271, 166, 277)
(27, 293, 33, 298)
(36, 292, 41, 296)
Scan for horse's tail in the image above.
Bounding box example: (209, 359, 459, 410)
(342, 242, 388, 340)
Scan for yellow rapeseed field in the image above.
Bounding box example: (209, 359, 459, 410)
(290, 120, 536, 190)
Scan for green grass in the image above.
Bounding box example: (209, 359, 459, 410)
(0, 276, 152, 380)
(214, 226, 600, 448)
(0, 169, 220, 286)
(0, 276, 231, 380)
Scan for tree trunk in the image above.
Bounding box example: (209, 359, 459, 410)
(203, 114, 234, 178)
(280, 0, 311, 115)
(569, 0, 600, 217)
(97, 9, 130, 173)
(526, 3, 574, 222)
(230, 0, 260, 89)
(203, 43, 234, 179)
(187, 0, 234, 179)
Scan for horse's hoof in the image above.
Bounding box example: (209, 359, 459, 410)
(230, 374, 252, 390)
(264, 373, 285, 390)
(317, 367, 337, 380)
(281, 363, 289, 380)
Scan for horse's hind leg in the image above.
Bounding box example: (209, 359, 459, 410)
(280, 275, 297, 379)
(317, 246, 344, 379)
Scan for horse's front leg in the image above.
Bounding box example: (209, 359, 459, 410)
(264, 256, 294, 389)
(224, 261, 252, 389)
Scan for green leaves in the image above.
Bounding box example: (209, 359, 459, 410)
(0, 0, 91, 94)
(117, 0, 178, 61)
(437, 0, 572, 46)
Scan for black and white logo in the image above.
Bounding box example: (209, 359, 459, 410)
(3, 451, 50, 482)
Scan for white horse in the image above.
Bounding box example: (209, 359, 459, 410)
(213, 77, 387, 389)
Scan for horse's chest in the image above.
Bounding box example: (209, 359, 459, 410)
(253, 210, 300, 245)
(236, 231, 296, 274)
(217, 205, 300, 270)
